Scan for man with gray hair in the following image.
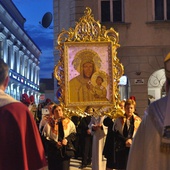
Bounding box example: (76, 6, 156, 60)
(0, 58, 47, 170)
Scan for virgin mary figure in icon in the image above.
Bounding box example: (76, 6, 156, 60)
(69, 49, 102, 102)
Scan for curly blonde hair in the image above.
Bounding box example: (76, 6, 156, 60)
(125, 99, 136, 108)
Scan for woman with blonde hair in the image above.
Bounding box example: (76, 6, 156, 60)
(112, 99, 141, 170)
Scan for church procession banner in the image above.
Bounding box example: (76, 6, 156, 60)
(54, 7, 124, 118)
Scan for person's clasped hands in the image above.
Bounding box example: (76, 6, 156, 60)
(57, 138, 68, 148)
(92, 124, 102, 131)
(125, 138, 132, 147)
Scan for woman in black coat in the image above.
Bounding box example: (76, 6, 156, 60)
(103, 116, 115, 170)
(42, 104, 76, 170)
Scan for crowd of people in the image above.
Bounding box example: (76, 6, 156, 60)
(0, 57, 142, 170)
(1, 52, 170, 170)
(30, 98, 142, 170)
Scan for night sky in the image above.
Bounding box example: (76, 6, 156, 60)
(12, 0, 54, 78)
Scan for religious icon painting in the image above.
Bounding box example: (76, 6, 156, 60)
(64, 42, 114, 107)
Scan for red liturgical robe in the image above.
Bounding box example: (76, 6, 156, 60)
(0, 90, 47, 170)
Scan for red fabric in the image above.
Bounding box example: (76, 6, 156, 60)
(45, 98, 51, 104)
(0, 102, 47, 170)
(22, 93, 30, 105)
(130, 96, 136, 101)
(29, 95, 35, 103)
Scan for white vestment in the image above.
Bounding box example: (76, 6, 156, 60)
(89, 115, 107, 170)
(127, 96, 170, 170)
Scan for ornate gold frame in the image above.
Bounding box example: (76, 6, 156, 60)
(54, 7, 124, 117)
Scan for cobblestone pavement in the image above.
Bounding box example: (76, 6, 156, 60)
(44, 158, 92, 170)
(70, 159, 92, 170)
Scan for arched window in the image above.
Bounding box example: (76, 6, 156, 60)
(148, 69, 166, 104)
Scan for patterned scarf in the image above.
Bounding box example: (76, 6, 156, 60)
(50, 118, 70, 135)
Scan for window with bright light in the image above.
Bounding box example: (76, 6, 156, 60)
(101, 0, 124, 22)
(155, 0, 170, 20)
(7, 45, 11, 67)
(20, 56, 23, 75)
(24, 60, 28, 78)
(14, 51, 17, 72)
(0, 41, 3, 58)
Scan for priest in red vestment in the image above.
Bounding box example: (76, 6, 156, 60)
(0, 58, 47, 170)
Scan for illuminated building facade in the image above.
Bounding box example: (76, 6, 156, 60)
(0, 0, 40, 103)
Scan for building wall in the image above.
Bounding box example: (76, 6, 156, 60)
(0, 0, 41, 104)
(53, 0, 170, 116)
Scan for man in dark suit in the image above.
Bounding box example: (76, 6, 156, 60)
(78, 106, 94, 169)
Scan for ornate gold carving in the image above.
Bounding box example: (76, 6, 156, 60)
(54, 7, 124, 118)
